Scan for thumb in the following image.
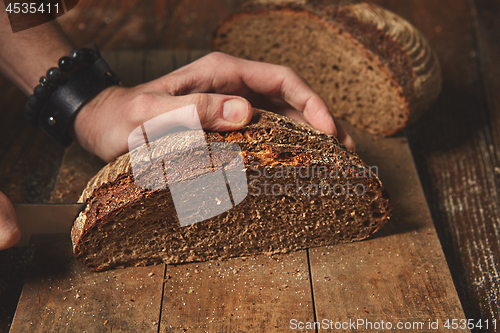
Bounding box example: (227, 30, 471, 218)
(179, 94, 253, 132)
(0, 191, 20, 250)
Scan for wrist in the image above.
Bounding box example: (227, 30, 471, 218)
(25, 47, 121, 147)
(69, 85, 122, 156)
(0, 7, 73, 95)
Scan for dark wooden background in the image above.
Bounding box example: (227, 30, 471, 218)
(0, 0, 499, 331)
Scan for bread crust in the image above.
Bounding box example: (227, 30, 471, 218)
(333, 2, 442, 124)
(72, 110, 392, 271)
(213, 0, 441, 135)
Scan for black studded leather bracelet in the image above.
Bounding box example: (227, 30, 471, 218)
(25, 46, 121, 147)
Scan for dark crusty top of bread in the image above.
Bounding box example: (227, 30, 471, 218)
(213, 0, 442, 136)
(72, 110, 392, 271)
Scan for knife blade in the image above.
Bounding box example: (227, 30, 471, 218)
(13, 203, 87, 247)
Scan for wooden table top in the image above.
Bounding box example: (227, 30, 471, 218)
(0, 0, 499, 332)
(6, 55, 469, 329)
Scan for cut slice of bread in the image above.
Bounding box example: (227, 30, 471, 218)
(213, 0, 441, 136)
(72, 110, 391, 271)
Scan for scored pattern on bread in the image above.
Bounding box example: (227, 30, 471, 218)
(72, 110, 392, 271)
(213, 0, 441, 136)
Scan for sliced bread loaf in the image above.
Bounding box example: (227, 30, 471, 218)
(72, 110, 392, 271)
(213, 0, 441, 136)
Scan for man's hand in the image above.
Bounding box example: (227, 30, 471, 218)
(72, 52, 354, 162)
(0, 191, 20, 250)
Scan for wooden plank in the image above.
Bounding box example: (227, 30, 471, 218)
(42, 49, 317, 332)
(57, 0, 246, 50)
(0, 246, 33, 332)
(102, 49, 211, 83)
(144, 50, 176, 81)
(25, 49, 467, 331)
(364, 0, 500, 325)
(49, 49, 212, 204)
(57, 0, 155, 49)
(0, 0, 494, 328)
(190, 49, 210, 62)
(172, 49, 190, 69)
(50, 143, 105, 203)
(469, 0, 500, 321)
(160, 252, 314, 332)
(0, 83, 64, 204)
(3, 1, 243, 330)
(100, 50, 117, 74)
(0, 80, 64, 332)
(473, 0, 500, 151)
(9, 241, 165, 332)
(309, 121, 468, 331)
(113, 50, 146, 87)
(158, 0, 247, 49)
(10, 50, 164, 332)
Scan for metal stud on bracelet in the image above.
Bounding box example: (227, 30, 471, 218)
(25, 46, 121, 146)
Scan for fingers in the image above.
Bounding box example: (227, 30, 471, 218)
(246, 93, 356, 150)
(333, 119, 356, 151)
(0, 191, 20, 250)
(265, 105, 355, 151)
(239, 61, 337, 135)
(172, 93, 254, 132)
(127, 92, 254, 152)
(271, 107, 309, 125)
(235, 58, 356, 150)
(163, 52, 343, 137)
(74, 52, 354, 163)
(73, 84, 256, 161)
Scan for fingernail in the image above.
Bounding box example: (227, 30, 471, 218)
(223, 99, 248, 123)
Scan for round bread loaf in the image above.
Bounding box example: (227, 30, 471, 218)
(213, 0, 442, 136)
(72, 110, 392, 271)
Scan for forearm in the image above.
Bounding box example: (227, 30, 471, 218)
(0, 2, 73, 95)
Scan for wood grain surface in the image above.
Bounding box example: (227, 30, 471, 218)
(1, 0, 499, 332)
(9, 242, 165, 332)
(363, 0, 500, 325)
(160, 252, 314, 332)
(309, 121, 466, 331)
(9, 50, 467, 332)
